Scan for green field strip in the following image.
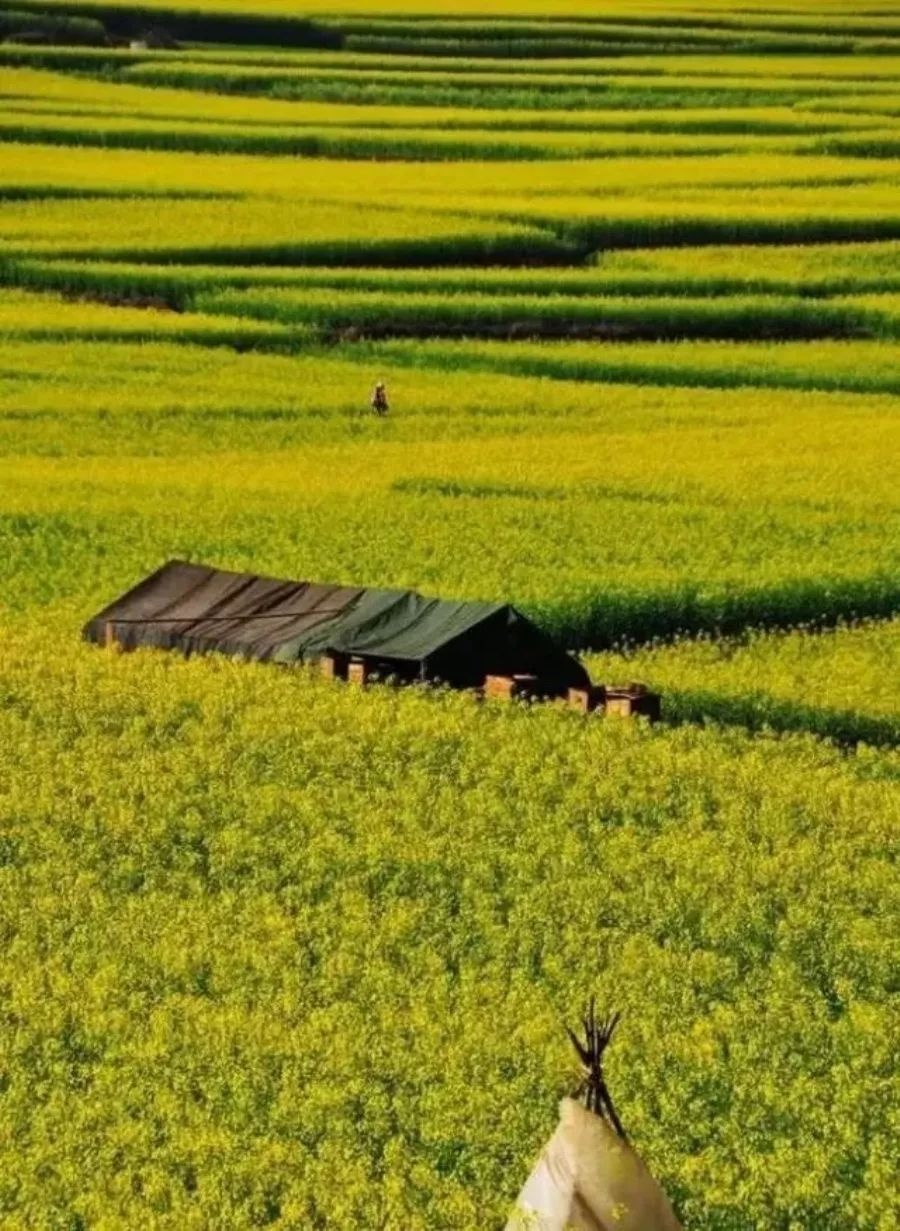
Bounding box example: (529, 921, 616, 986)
(484, 191, 900, 251)
(0, 112, 808, 161)
(5, 66, 879, 135)
(369, 336, 900, 396)
(60, 45, 900, 81)
(10, 186, 900, 265)
(0, 44, 896, 100)
(6, 97, 873, 137)
(0, 286, 300, 348)
(10, 240, 900, 307)
(0, 197, 575, 265)
(801, 94, 900, 117)
(5, 142, 898, 202)
(0, 185, 236, 202)
(117, 59, 900, 110)
(0, 43, 150, 71)
(817, 130, 900, 158)
(188, 284, 900, 341)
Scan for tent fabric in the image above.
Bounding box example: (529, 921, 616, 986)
(282, 586, 506, 664)
(83, 560, 589, 690)
(506, 1099, 682, 1231)
(82, 560, 365, 661)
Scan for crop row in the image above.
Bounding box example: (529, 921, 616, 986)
(11, 241, 900, 310)
(9, 190, 900, 265)
(373, 334, 900, 397)
(13, 0, 900, 46)
(5, 41, 900, 86)
(0, 197, 572, 265)
(5, 283, 900, 396)
(117, 59, 900, 111)
(5, 277, 900, 385)
(20, 0, 900, 26)
(6, 140, 898, 203)
(189, 284, 900, 341)
(0, 286, 300, 347)
(8, 66, 880, 135)
(0, 111, 811, 161)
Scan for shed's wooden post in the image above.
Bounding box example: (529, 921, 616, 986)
(104, 621, 117, 650)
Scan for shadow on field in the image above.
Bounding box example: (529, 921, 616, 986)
(550, 576, 900, 651)
(663, 687, 899, 749)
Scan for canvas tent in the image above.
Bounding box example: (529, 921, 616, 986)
(506, 1098, 682, 1231)
(506, 1006, 682, 1231)
(84, 560, 589, 693)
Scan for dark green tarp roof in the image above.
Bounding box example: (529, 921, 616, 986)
(83, 560, 589, 690)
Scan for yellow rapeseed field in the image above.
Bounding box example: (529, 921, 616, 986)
(0, 2, 898, 1227)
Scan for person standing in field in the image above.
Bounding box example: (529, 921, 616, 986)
(371, 381, 389, 417)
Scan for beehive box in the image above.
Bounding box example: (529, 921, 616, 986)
(604, 683, 661, 721)
(320, 652, 348, 681)
(347, 658, 370, 687)
(568, 684, 606, 714)
(484, 673, 539, 701)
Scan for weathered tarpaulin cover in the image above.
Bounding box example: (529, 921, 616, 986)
(83, 560, 589, 690)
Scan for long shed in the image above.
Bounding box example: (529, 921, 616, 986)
(84, 560, 589, 694)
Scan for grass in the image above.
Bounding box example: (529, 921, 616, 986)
(118, 59, 900, 111)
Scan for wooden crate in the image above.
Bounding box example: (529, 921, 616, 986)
(320, 652, 348, 681)
(347, 658, 370, 687)
(568, 684, 605, 714)
(603, 683, 661, 722)
(484, 673, 539, 701)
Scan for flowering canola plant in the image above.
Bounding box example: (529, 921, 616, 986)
(0, 2, 899, 1227)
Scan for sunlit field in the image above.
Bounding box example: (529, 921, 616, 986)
(0, 2, 898, 1228)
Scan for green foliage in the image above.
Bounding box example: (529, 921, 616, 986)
(194, 284, 900, 340)
(10, 240, 900, 310)
(375, 335, 900, 394)
(0, 7, 106, 43)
